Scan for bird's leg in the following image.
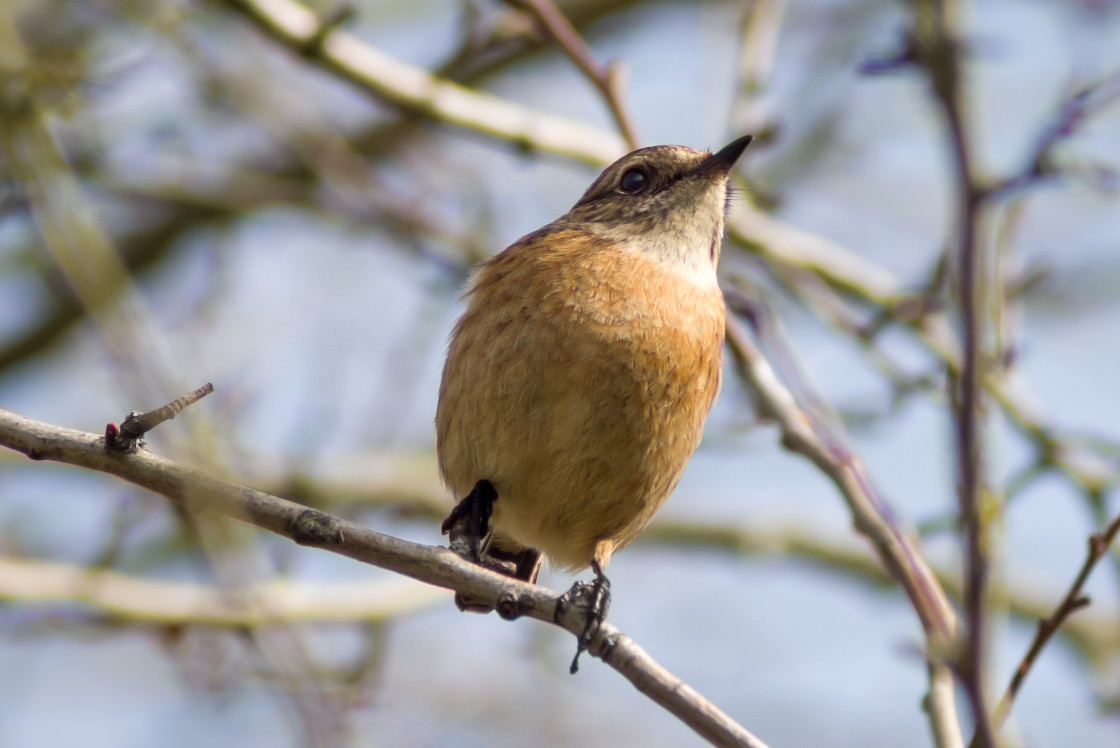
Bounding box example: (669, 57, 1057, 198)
(565, 545, 612, 674)
(441, 479, 496, 564)
(452, 545, 542, 615)
(489, 546, 543, 584)
(443, 482, 545, 614)
(442, 479, 497, 614)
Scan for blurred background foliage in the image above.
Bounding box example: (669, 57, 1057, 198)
(1, 0, 1119, 746)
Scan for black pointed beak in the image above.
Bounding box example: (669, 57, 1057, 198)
(700, 134, 753, 175)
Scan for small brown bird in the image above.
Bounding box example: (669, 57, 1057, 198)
(436, 135, 752, 666)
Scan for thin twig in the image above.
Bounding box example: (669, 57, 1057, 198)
(106, 382, 215, 451)
(0, 407, 771, 748)
(502, 0, 641, 149)
(990, 67, 1120, 197)
(991, 511, 1120, 728)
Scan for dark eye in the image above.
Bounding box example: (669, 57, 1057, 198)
(619, 167, 649, 194)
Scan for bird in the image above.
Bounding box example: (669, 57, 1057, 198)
(436, 134, 752, 669)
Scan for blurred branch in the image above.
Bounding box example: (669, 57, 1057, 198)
(0, 149, 472, 375)
(991, 510, 1120, 731)
(906, 2, 995, 745)
(0, 202, 218, 372)
(501, 0, 641, 149)
(649, 517, 1120, 670)
(215, 0, 627, 166)
(723, 315, 963, 748)
(0, 407, 771, 748)
(732, 0, 786, 139)
(991, 67, 1120, 197)
(438, 0, 643, 82)
(0, 89, 176, 403)
(850, 20, 1120, 506)
(897, 9, 1120, 744)
(0, 556, 445, 625)
(100, 156, 315, 211)
(3, 43, 345, 736)
(727, 204, 903, 306)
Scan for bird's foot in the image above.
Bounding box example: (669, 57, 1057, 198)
(443, 483, 544, 613)
(563, 561, 611, 674)
(451, 546, 542, 614)
(441, 479, 496, 564)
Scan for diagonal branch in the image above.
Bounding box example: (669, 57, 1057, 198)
(502, 0, 641, 149)
(216, 0, 627, 166)
(725, 317, 957, 640)
(991, 510, 1120, 729)
(723, 315, 963, 748)
(0, 407, 770, 748)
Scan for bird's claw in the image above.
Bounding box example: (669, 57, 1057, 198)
(565, 567, 611, 674)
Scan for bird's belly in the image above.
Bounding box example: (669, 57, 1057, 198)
(435, 238, 725, 571)
(452, 321, 719, 570)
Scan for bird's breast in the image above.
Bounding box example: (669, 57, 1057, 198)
(436, 229, 725, 569)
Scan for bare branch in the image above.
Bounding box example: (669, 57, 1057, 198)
(106, 382, 215, 451)
(502, 0, 641, 149)
(991, 67, 1120, 197)
(0, 556, 445, 625)
(215, 0, 627, 166)
(732, 0, 787, 138)
(0, 407, 771, 748)
(725, 316, 957, 639)
(905, 2, 996, 743)
(992, 511, 1120, 728)
(723, 315, 963, 748)
(242, 462, 1120, 668)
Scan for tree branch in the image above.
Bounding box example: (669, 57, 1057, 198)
(216, 0, 627, 166)
(0, 407, 771, 748)
(723, 315, 963, 748)
(0, 556, 445, 625)
(905, 2, 995, 744)
(991, 510, 1120, 729)
(502, 0, 642, 149)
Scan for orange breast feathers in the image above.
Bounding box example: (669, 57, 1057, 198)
(435, 229, 726, 571)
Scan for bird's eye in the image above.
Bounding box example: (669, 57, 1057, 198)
(618, 167, 649, 194)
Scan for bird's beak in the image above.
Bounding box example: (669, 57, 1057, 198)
(698, 134, 753, 176)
